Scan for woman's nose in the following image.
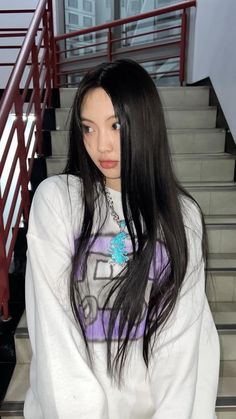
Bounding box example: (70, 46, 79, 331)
(97, 131, 113, 153)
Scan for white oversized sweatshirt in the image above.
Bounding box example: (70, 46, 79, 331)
(24, 174, 220, 419)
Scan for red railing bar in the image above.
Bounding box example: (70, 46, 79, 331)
(0, 35, 27, 39)
(58, 51, 107, 68)
(25, 97, 36, 121)
(39, 71, 47, 97)
(108, 28, 112, 61)
(111, 39, 180, 56)
(2, 152, 19, 210)
(47, 5, 56, 88)
(0, 9, 35, 14)
(25, 124, 36, 155)
(179, 9, 187, 85)
(55, 1, 196, 42)
(156, 70, 180, 75)
(21, 68, 35, 103)
(111, 25, 182, 44)
(0, 120, 17, 176)
(4, 176, 22, 241)
(15, 92, 31, 223)
(139, 54, 180, 64)
(32, 43, 43, 155)
(154, 72, 179, 78)
(42, 89, 49, 112)
(58, 39, 107, 55)
(6, 201, 24, 267)
(0, 63, 28, 66)
(28, 142, 39, 176)
(38, 49, 47, 74)
(43, 12, 52, 105)
(0, 28, 29, 31)
(36, 25, 46, 53)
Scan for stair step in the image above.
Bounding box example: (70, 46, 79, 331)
(59, 86, 211, 108)
(206, 272, 236, 303)
(211, 302, 236, 325)
(55, 106, 218, 130)
(173, 153, 235, 182)
(50, 128, 226, 157)
(168, 128, 225, 154)
(186, 187, 236, 216)
(207, 254, 236, 271)
(206, 223, 236, 254)
(46, 153, 235, 182)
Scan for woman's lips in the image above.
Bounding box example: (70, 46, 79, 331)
(100, 161, 118, 169)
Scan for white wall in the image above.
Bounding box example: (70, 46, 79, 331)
(187, 0, 236, 142)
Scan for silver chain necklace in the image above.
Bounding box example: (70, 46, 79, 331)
(104, 188, 129, 266)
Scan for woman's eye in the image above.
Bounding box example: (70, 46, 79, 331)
(82, 125, 93, 134)
(112, 122, 121, 130)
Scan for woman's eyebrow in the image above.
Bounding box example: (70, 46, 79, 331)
(81, 114, 117, 123)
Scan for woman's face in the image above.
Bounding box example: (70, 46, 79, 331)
(81, 87, 121, 191)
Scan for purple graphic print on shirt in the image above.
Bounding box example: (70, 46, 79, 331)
(75, 235, 169, 342)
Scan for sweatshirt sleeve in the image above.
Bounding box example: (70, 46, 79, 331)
(149, 200, 220, 419)
(24, 177, 109, 419)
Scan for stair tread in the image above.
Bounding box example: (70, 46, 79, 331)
(207, 254, 236, 271)
(210, 302, 236, 312)
(184, 182, 236, 189)
(205, 215, 236, 224)
(51, 127, 226, 134)
(173, 153, 235, 159)
(47, 154, 235, 160)
(60, 86, 211, 92)
(56, 106, 217, 111)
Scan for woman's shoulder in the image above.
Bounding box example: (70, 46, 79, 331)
(29, 174, 84, 237)
(33, 174, 83, 207)
(30, 175, 84, 229)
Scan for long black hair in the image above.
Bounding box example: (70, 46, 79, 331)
(63, 59, 206, 384)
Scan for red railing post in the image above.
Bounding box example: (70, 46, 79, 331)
(31, 42, 43, 155)
(179, 9, 187, 85)
(43, 10, 52, 105)
(14, 92, 30, 224)
(53, 43, 61, 87)
(0, 194, 10, 321)
(47, 0, 57, 88)
(108, 28, 112, 62)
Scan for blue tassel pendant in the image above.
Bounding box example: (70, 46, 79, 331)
(109, 220, 129, 266)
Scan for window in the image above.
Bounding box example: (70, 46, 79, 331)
(83, 0, 92, 12)
(131, 0, 141, 12)
(68, 0, 78, 8)
(83, 16, 93, 27)
(68, 12, 79, 25)
(84, 33, 93, 42)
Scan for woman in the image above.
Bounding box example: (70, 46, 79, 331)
(24, 59, 220, 418)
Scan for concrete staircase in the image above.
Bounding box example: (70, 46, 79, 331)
(1, 86, 236, 418)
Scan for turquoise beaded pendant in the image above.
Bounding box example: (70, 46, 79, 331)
(109, 220, 129, 266)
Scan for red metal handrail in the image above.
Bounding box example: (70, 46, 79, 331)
(54, 0, 196, 86)
(0, 0, 55, 320)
